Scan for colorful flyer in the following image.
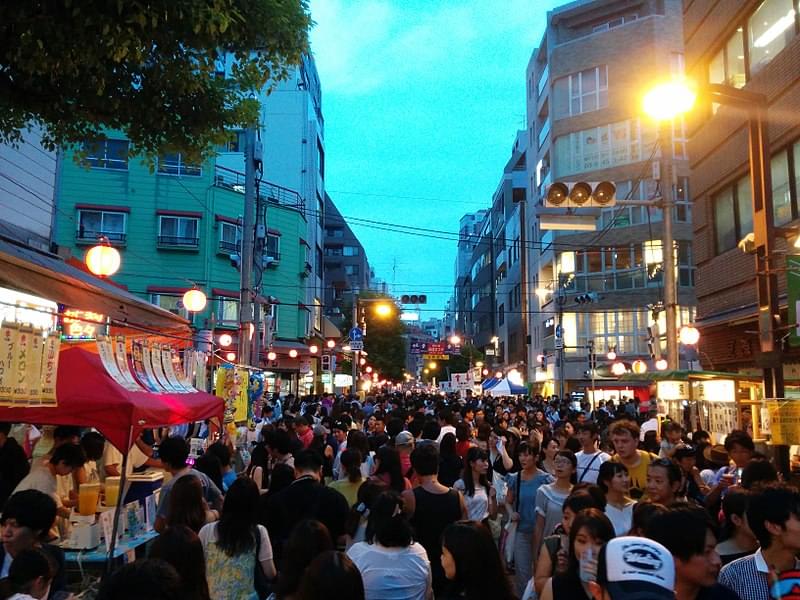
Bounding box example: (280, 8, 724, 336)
(141, 342, 167, 393)
(97, 335, 134, 391)
(171, 348, 195, 392)
(130, 340, 160, 393)
(114, 336, 143, 391)
(161, 345, 189, 392)
(0, 323, 19, 403)
(40, 334, 60, 405)
(182, 348, 195, 388)
(150, 343, 178, 392)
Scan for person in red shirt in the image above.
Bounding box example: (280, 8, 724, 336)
(295, 417, 314, 449)
(455, 423, 472, 459)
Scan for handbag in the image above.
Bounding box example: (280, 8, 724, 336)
(253, 526, 271, 600)
(499, 472, 523, 567)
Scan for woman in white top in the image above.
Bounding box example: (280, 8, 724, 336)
(533, 450, 576, 562)
(453, 447, 496, 522)
(346, 491, 432, 600)
(597, 461, 636, 536)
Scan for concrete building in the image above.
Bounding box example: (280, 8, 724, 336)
(323, 193, 371, 325)
(526, 0, 696, 397)
(453, 210, 487, 336)
(683, 0, 800, 387)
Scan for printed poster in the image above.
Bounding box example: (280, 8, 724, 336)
(10, 327, 32, 405)
(195, 351, 208, 392)
(114, 336, 143, 391)
(97, 335, 137, 391)
(0, 323, 19, 404)
(40, 335, 60, 405)
(131, 340, 160, 393)
(141, 342, 167, 393)
(182, 349, 195, 388)
(149, 343, 177, 392)
(234, 368, 248, 422)
(161, 345, 189, 393)
(26, 331, 45, 402)
(172, 348, 196, 392)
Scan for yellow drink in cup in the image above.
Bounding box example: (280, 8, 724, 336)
(78, 483, 100, 516)
(105, 477, 121, 507)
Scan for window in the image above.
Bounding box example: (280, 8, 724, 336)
(713, 174, 752, 254)
(678, 241, 696, 287)
(266, 233, 280, 259)
(77, 210, 126, 242)
(83, 139, 128, 170)
(317, 139, 325, 179)
(725, 29, 747, 88)
(158, 153, 201, 176)
(672, 118, 688, 160)
(592, 14, 636, 32)
(553, 66, 608, 120)
(554, 119, 641, 177)
(343, 246, 360, 256)
(217, 298, 238, 323)
(674, 177, 692, 223)
(217, 130, 246, 153)
(150, 294, 188, 319)
(325, 246, 343, 256)
(498, 304, 505, 326)
(344, 264, 359, 277)
(326, 227, 344, 238)
(748, 0, 795, 75)
(158, 216, 199, 247)
(219, 222, 240, 253)
(772, 149, 792, 226)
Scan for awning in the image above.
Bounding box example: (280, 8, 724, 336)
(270, 339, 308, 351)
(0, 237, 189, 332)
(0, 347, 222, 451)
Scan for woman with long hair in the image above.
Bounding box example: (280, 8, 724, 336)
(539, 437, 560, 476)
(345, 430, 374, 479)
(330, 449, 364, 507)
(441, 520, 515, 600)
(453, 448, 496, 523)
(371, 446, 411, 493)
(246, 442, 270, 493)
(296, 551, 365, 600)
(539, 509, 615, 600)
(346, 491, 431, 600)
(438, 433, 463, 488)
(715, 489, 758, 565)
(198, 477, 276, 599)
(532, 450, 576, 565)
(596, 462, 635, 536)
(344, 479, 389, 549)
(149, 525, 211, 600)
(274, 520, 334, 600)
(167, 475, 218, 534)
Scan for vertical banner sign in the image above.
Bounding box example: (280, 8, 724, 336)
(0, 323, 19, 404)
(195, 351, 208, 392)
(215, 367, 237, 423)
(141, 342, 167, 392)
(131, 340, 160, 393)
(40, 334, 60, 405)
(182, 349, 195, 389)
(97, 335, 134, 390)
(234, 368, 249, 422)
(161, 346, 188, 392)
(114, 336, 142, 391)
(26, 331, 45, 402)
(10, 327, 32, 405)
(172, 348, 195, 392)
(150, 344, 176, 392)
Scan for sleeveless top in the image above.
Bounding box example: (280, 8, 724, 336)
(410, 487, 461, 594)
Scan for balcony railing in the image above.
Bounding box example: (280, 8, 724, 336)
(76, 230, 126, 244)
(158, 235, 199, 248)
(537, 64, 549, 97)
(219, 239, 241, 253)
(538, 118, 551, 149)
(214, 165, 304, 211)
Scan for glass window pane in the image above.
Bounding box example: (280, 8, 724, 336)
(103, 212, 125, 233)
(736, 175, 753, 236)
(709, 49, 725, 84)
(714, 188, 736, 253)
(582, 68, 596, 93)
(553, 77, 570, 119)
(748, 0, 795, 75)
(772, 149, 792, 226)
(80, 211, 101, 233)
(599, 65, 608, 88)
(160, 217, 177, 236)
(725, 28, 747, 88)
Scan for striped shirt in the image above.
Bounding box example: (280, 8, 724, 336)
(718, 548, 799, 599)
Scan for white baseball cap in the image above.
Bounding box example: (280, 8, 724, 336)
(597, 537, 675, 600)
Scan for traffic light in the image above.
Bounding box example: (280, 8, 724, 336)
(321, 354, 331, 371)
(400, 294, 427, 304)
(544, 181, 616, 208)
(574, 292, 599, 304)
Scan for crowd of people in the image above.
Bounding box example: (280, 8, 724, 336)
(0, 391, 798, 599)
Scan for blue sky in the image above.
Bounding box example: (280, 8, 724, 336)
(309, 0, 564, 315)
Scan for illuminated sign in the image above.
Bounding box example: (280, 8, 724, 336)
(61, 309, 107, 341)
(657, 380, 689, 401)
(0, 287, 57, 332)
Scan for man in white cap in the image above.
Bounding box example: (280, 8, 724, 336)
(589, 536, 675, 600)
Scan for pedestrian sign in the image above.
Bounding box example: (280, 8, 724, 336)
(349, 327, 364, 342)
(349, 341, 364, 351)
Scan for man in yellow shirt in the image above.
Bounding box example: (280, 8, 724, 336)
(609, 420, 657, 499)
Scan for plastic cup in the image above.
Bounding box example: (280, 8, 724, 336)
(105, 477, 121, 507)
(78, 483, 100, 516)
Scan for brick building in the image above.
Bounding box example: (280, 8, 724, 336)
(683, 0, 800, 385)
(526, 0, 696, 396)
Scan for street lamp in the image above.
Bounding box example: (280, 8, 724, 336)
(679, 325, 700, 346)
(428, 362, 437, 370)
(350, 296, 395, 394)
(449, 334, 461, 345)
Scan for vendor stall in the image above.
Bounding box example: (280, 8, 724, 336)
(487, 378, 527, 397)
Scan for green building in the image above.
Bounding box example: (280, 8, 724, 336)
(53, 137, 318, 392)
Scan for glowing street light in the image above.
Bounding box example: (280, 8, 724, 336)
(218, 333, 233, 348)
(428, 362, 437, 370)
(607, 350, 617, 361)
(288, 349, 298, 358)
(679, 325, 700, 346)
(326, 339, 336, 349)
(642, 79, 697, 121)
(182, 288, 207, 312)
(85, 239, 121, 277)
(495, 371, 503, 379)
(225, 352, 236, 361)
(611, 362, 627, 376)
(267, 351, 277, 361)
(374, 303, 393, 317)
(449, 335, 461, 345)
(366, 366, 373, 373)
(655, 358, 668, 371)
(309, 345, 319, 354)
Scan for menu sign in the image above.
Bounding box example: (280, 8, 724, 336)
(61, 310, 106, 341)
(0, 324, 59, 406)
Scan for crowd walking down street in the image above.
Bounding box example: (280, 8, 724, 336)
(2, 391, 799, 599)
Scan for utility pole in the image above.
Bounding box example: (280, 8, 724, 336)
(238, 126, 257, 366)
(660, 119, 679, 370)
(251, 178, 267, 362)
(556, 284, 566, 401)
(351, 299, 359, 395)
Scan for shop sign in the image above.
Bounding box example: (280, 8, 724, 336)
(0, 287, 57, 333)
(765, 400, 800, 445)
(321, 373, 332, 384)
(334, 374, 352, 387)
(0, 323, 59, 406)
(61, 309, 107, 341)
(423, 354, 449, 360)
(657, 380, 689, 401)
(450, 372, 474, 391)
(692, 380, 735, 403)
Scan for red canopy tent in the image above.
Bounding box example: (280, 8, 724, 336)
(0, 346, 222, 451)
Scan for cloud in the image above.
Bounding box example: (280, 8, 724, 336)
(309, 0, 542, 96)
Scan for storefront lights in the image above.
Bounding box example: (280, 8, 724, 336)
(611, 362, 627, 376)
(267, 351, 277, 361)
(218, 333, 233, 347)
(679, 325, 700, 346)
